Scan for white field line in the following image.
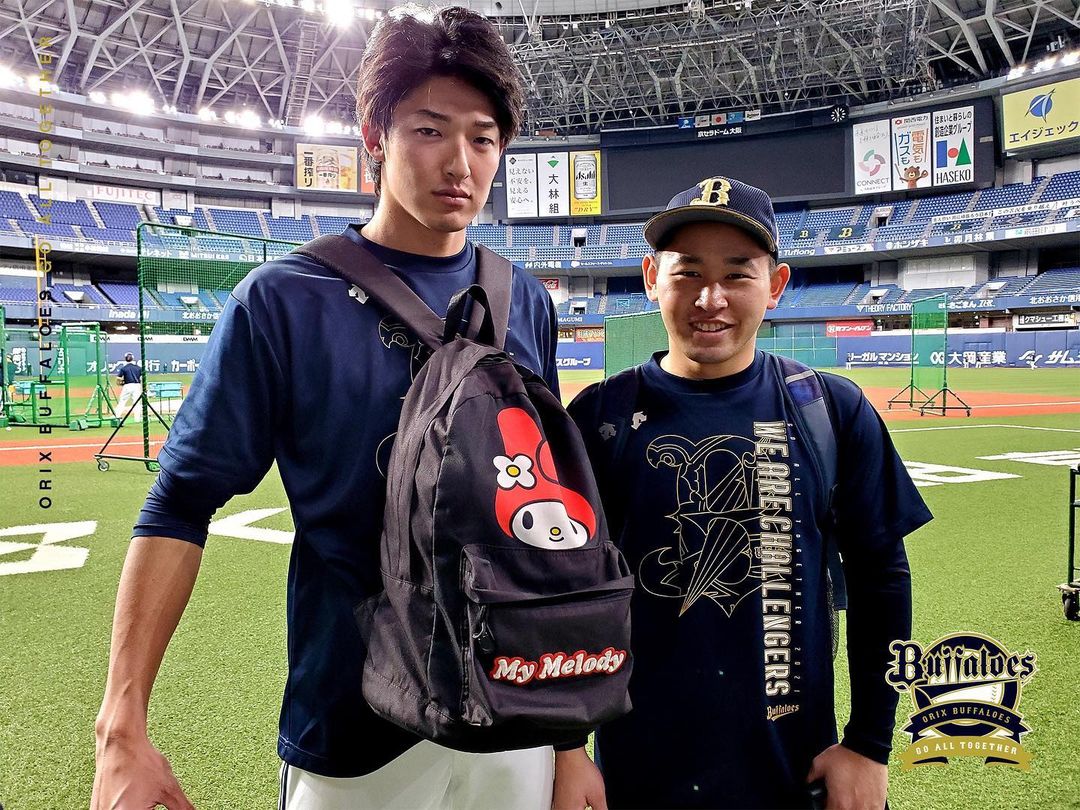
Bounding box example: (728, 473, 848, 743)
(0, 439, 164, 452)
(892, 424, 1080, 434)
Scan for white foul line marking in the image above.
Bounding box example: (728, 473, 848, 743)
(892, 424, 1080, 434)
(0, 440, 164, 452)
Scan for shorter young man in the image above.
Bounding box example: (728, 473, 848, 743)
(562, 177, 932, 809)
(114, 351, 142, 422)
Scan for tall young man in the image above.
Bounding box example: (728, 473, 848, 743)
(560, 177, 932, 809)
(92, 9, 560, 809)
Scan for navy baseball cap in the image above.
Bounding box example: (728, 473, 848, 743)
(644, 176, 779, 258)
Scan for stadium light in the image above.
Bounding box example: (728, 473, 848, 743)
(324, 0, 353, 26)
(304, 115, 326, 136)
(89, 90, 107, 104)
(198, 107, 217, 121)
(1062, 50, 1079, 67)
(1007, 66, 1027, 80)
(26, 74, 57, 94)
(237, 109, 261, 129)
(1033, 55, 1058, 73)
(300, 0, 315, 10)
(0, 66, 25, 89)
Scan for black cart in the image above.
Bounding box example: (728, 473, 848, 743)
(1060, 464, 1080, 621)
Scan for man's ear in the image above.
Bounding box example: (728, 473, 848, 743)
(768, 262, 791, 310)
(362, 123, 384, 162)
(643, 254, 660, 302)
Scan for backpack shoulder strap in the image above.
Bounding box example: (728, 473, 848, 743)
(474, 245, 512, 350)
(294, 234, 445, 351)
(772, 354, 847, 611)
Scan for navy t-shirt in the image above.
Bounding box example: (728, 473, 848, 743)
(569, 351, 931, 809)
(133, 227, 559, 777)
(116, 362, 141, 385)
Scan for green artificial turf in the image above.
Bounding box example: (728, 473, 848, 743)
(0, 372, 1078, 808)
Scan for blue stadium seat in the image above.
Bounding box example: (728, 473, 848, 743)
(93, 202, 144, 230)
(510, 227, 556, 247)
(208, 208, 264, 236)
(265, 216, 314, 242)
(804, 208, 857, 230)
(14, 219, 78, 239)
(1039, 170, 1080, 202)
(1022, 268, 1080, 295)
(314, 215, 357, 235)
(792, 282, 857, 307)
(153, 207, 210, 230)
(911, 192, 974, 220)
(80, 227, 136, 243)
(52, 283, 109, 305)
(29, 196, 97, 227)
(98, 282, 142, 307)
(973, 183, 1036, 211)
(900, 286, 964, 303)
(0, 191, 35, 221)
(0, 286, 38, 304)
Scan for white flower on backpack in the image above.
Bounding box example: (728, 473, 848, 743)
(494, 454, 536, 489)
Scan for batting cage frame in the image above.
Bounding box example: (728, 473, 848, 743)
(887, 293, 970, 417)
(95, 222, 298, 471)
(3, 321, 117, 430)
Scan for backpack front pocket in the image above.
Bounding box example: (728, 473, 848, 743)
(458, 543, 634, 731)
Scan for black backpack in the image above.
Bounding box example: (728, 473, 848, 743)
(295, 234, 634, 752)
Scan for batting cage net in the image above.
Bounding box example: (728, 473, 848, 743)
(3, 322, 114, 428)
(888, 293, 970, 416)
(604, 311, 667, 376)
(912, 293, 947, 396)
(97, 224, 299, 468)
(136, 223, 296, 338)
(604, 311, 839, 377)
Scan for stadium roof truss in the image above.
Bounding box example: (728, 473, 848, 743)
(0, 0, 1076, 132)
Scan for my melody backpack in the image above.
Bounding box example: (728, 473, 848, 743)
(295, 233, 634, 752)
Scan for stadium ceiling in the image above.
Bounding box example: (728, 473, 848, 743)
(0, 0, 1076, 133)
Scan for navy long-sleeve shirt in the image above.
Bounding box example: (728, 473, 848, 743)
(134, 228, 560, 777)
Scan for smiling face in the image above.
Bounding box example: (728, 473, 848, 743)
(644, 221, 790, 380)
(362, 75, 502, 254)
(510, 500, 589, 550)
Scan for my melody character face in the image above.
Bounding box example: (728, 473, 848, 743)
(493, 408, 595, 550)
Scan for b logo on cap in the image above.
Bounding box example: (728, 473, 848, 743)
(692, 177, 732, 207)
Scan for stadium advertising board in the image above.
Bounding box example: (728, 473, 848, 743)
(838, 329, 1080, 368)
(891, 114, 932, 190)
(501, 151, 579, 218)
(89, 184, 160, 205)
(295, 143, 358, 191)
(826, 320, 874, 338)
(1002, 77, 1080, 151)
(569, 151, 602, 216)
(932, 106, 975, 186)
(850, 104, 977, 194)
(505, 153, 539, 217)
(853, 120, 891, 195)
(539, 152, 572, 217)
(1016, 312, 1077, 329)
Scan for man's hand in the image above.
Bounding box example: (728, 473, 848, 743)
(552, 746, 607, 810)
(92, 729, 194, 810)
(806, 743, 887, 810)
